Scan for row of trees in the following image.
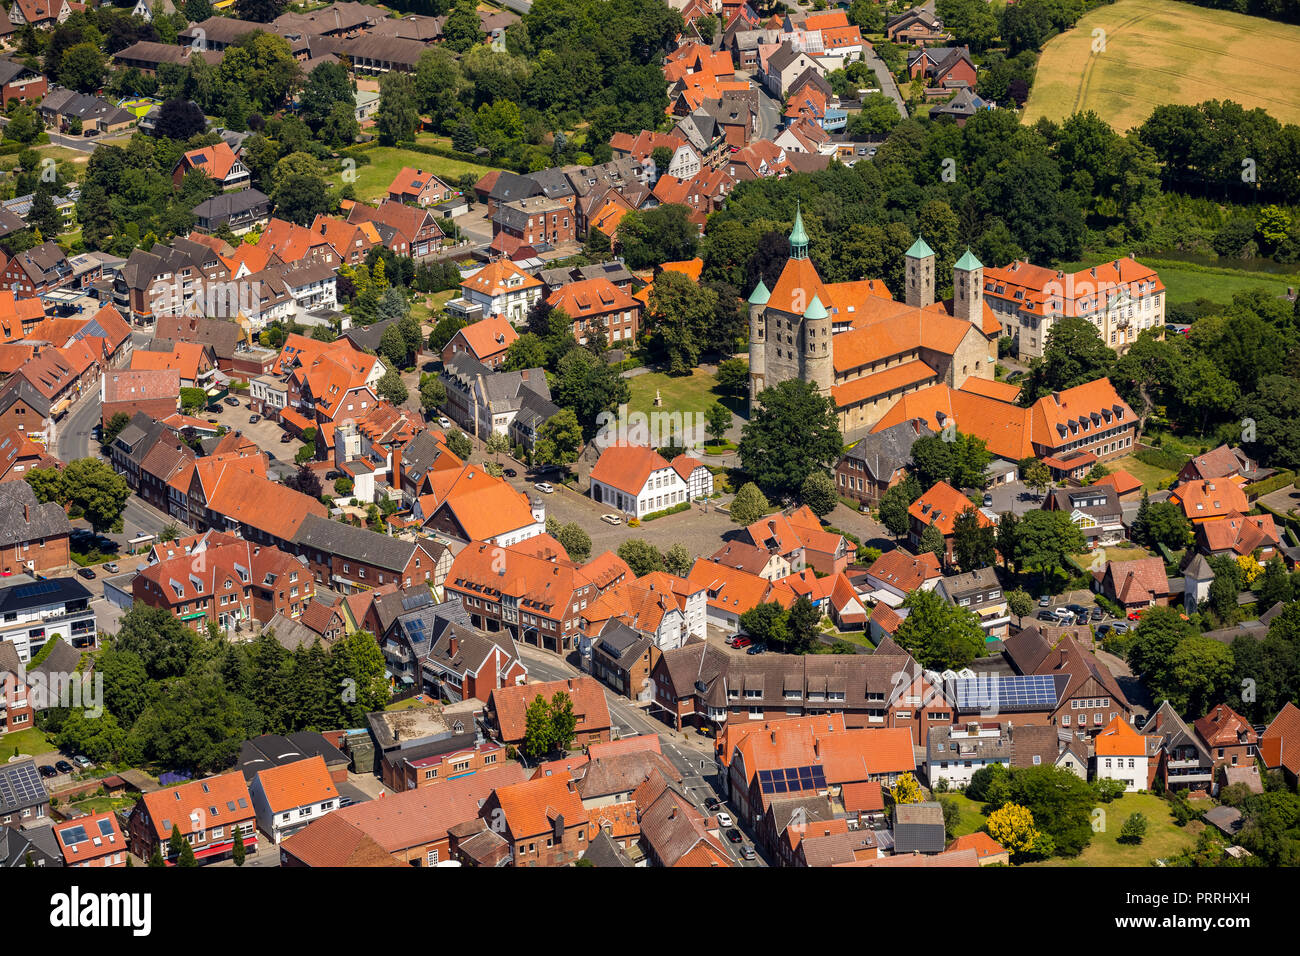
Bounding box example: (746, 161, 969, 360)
(44, 605, 389, 774)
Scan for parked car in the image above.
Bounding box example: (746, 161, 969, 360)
(76, 567, 95, 580)
(740, 844, 756, 861)
(72, 755, 92, 769)
(726, 828, 743, 844)
(732, 636, 752, 649)
(1133, 713, 1148, 729)
(704, 797, 720, 812)
(280, 433, 292, 443)
(1006, 370, 1024, 382)
(249, 414, 260, 424)
(1051, 607, 1074, 622)
(600, 514, 623, 525)
(1127, 608, 1147, 621)
(534, 482, 555, 494)
(1109, 621, 1131, 634)
(224, 396, 240, 407)
(503, 468, 517, 478)
(983, 493, 993, 507)
(716, 811, 734, 828)
(1096, 623, 1112, 637)
(38, 765, 57, 779)
(325, 471, 341, 481)
(1090, 606, 1105, 622)
(437, 416, 451, 429)
(1036, 610, 1057, 622)
(1038, 595, 1051, 607)
(1066, 604, 1090, 619)
(54, 760, 73, 775)
(746, 644, 765, 655)
(103, 562, 119, 574)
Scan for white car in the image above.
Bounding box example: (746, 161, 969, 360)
(600, 514, 623, 525)
(534, 482, 555, 494)
(715, 811, 734, 828)
(437, 416, 451, 429)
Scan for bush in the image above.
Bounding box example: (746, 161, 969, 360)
(1134, 445, 1189, 472)
(642, 501, 690, 521)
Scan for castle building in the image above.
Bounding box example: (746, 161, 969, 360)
(747, 208, 1001, 441)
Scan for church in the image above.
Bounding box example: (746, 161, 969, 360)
(747, 207, 1004, 441)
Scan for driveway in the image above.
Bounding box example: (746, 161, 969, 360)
(201, 395, 305, 462)
(985, 480, 1049, 519)
(862, 48, 908, 119)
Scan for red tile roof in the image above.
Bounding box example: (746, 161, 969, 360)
(589, 443, 672, 496)
(254, 755, 338, 813)
(908, 481, 990, 537)
(137, 771, 253, 841)
(1261, 701, 1300, 778)
(489, 677, 611, 744)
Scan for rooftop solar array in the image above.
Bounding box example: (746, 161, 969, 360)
(0, 762, 46, 813)
(12, 581, 60, 600)
(757, 765, 827, 795)
(953, 674, 1060, 712)
(61, 824, 89, 845)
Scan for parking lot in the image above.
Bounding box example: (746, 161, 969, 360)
(506, 474, 741, 559)
(200, 393, 306, 462)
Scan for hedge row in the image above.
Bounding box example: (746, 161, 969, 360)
(1134, 445, 1189, 472)
(642, 501, 691, 522)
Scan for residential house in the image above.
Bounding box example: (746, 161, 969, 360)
(346, 199, 445, 259)
(192, 188, 272, 236)
(933, 567, 1009, 639)
(0, 59, 46, 107)
(1045, 484, 1125, 547)
(99, 369, 180, 428)
(908, 481, 993, 566)
(454, 259, 543, 324)
(588, 444, 693, 520)
(856, 548, 943, 608)
(636, 772, 732, 867)
(1177, 445, 1260, 486)
(1168, 479, 1251, 526)
(546, 277, 642, 348)
(486, 677, 612, 750)
(52, 811, 128, 868)
(126, 771, 257, 865)
(1094, 716, 1157, 792)
(1194, 703, 1258, 779)
(248, 755, 341, 844)
(0, 640, 34, 736)
(1007, 630, 1133, 734)
(0, 481, 71, 580)
(290, 512, 447, 594)
(926, 721, 1011, 790)
(1094, 556, 1175, 613)
(1198, 512, 1280, 561)
(8, 0, 70, 29)
(742, 505, 856, 576)
(172, 142, 250, 192)
(280, 762, 525, 867)
(387, 167, 454, 207)
(1146, 700, 1215, 794)
(441, 315, 518, 370)
(836, 418, 933, 506)
(0, 759, 48, 828)
(886, 6, 952, 45)
(37, 89, 135, 136)
(1260, 701, 1300, 787)
(0, 241, 72, 295)
(480, 771, 589, 867)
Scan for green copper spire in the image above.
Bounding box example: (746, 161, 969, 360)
(905, 236, 934, 259)
(803, 295, 828, 321)
(954, 248, 983, 271)
(747, 279, 771, 305)
(789, 201, 808, 260)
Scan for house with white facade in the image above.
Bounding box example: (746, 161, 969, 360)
(926, 722, 1012, 791)
(454, 259, 543, 325)
(248, 754, 341, 845)
(588, 444, 691, 520)
(1094, 716, 1154, 792)
(670, 454, 714, 500)
(0, 574, 96, 663)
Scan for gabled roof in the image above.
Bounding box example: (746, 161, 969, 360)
(136, 771, 252, 840)
(908, 481, 989, 537)
(589, 443, 672, 496)
(1261, 701, 1300, 778)
(253, 754, 338, 813)
(489, 677, 611, 744)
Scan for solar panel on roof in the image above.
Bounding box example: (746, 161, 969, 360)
(97, 819, 114, 838)
(62, 825, 88, 845)
(13, 581, 60, 600)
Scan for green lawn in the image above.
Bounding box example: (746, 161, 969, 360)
(1070, 543, 1154, 566)
(62, 795, 137, 816)
(626, 368, 730, 420)
(1106, 454, 1176, 491)
(332, 147, 495, 203)
(938, 793, 989, 838)
(2, 727, 55, 757)
(1058, 257, 1297, 308)
(1025, 793, 1203, 867)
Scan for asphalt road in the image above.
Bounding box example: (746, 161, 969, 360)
(55, 386, 103, 463)
(515, 643, 768, 866)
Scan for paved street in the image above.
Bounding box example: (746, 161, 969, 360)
(515, 643, 767, 866)
(55, 386, 103, 463)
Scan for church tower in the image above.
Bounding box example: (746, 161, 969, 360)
(747, 278, 769, 407)
(953, 248, 984, 325)
(803, 294, 832, 398)
(905, 236, 935, 308)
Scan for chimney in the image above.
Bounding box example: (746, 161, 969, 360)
(449, 635, 459, 657)
(23, 503, 29, 522)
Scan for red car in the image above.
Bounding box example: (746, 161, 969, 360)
(732, 636, 752, 649)
(1127, 608, 1147, 622)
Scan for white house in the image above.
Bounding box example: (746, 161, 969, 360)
(1093, 716, 1151, 792)
(0, 574, 96, 663)
(457, 259, 543, 324)
(670, 454, 714, 500)
(926, 723, 1011, 791)
(588, 444, 691, 520)
(248, 755, 340, 845)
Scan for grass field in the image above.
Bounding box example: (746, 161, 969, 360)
(2, 727, 54, 757)
(1059, 258, 1297, 307)
(1106, 453, 1176, 490)
(1026, 793, 1203, 866)
(331, 146, 495, 202)
(626, 368, 729, 420)
(938, 793, 989, 838)
(1023, 0, 1300, 131)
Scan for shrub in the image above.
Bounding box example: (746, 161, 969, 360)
(642, 502, 690, 521)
